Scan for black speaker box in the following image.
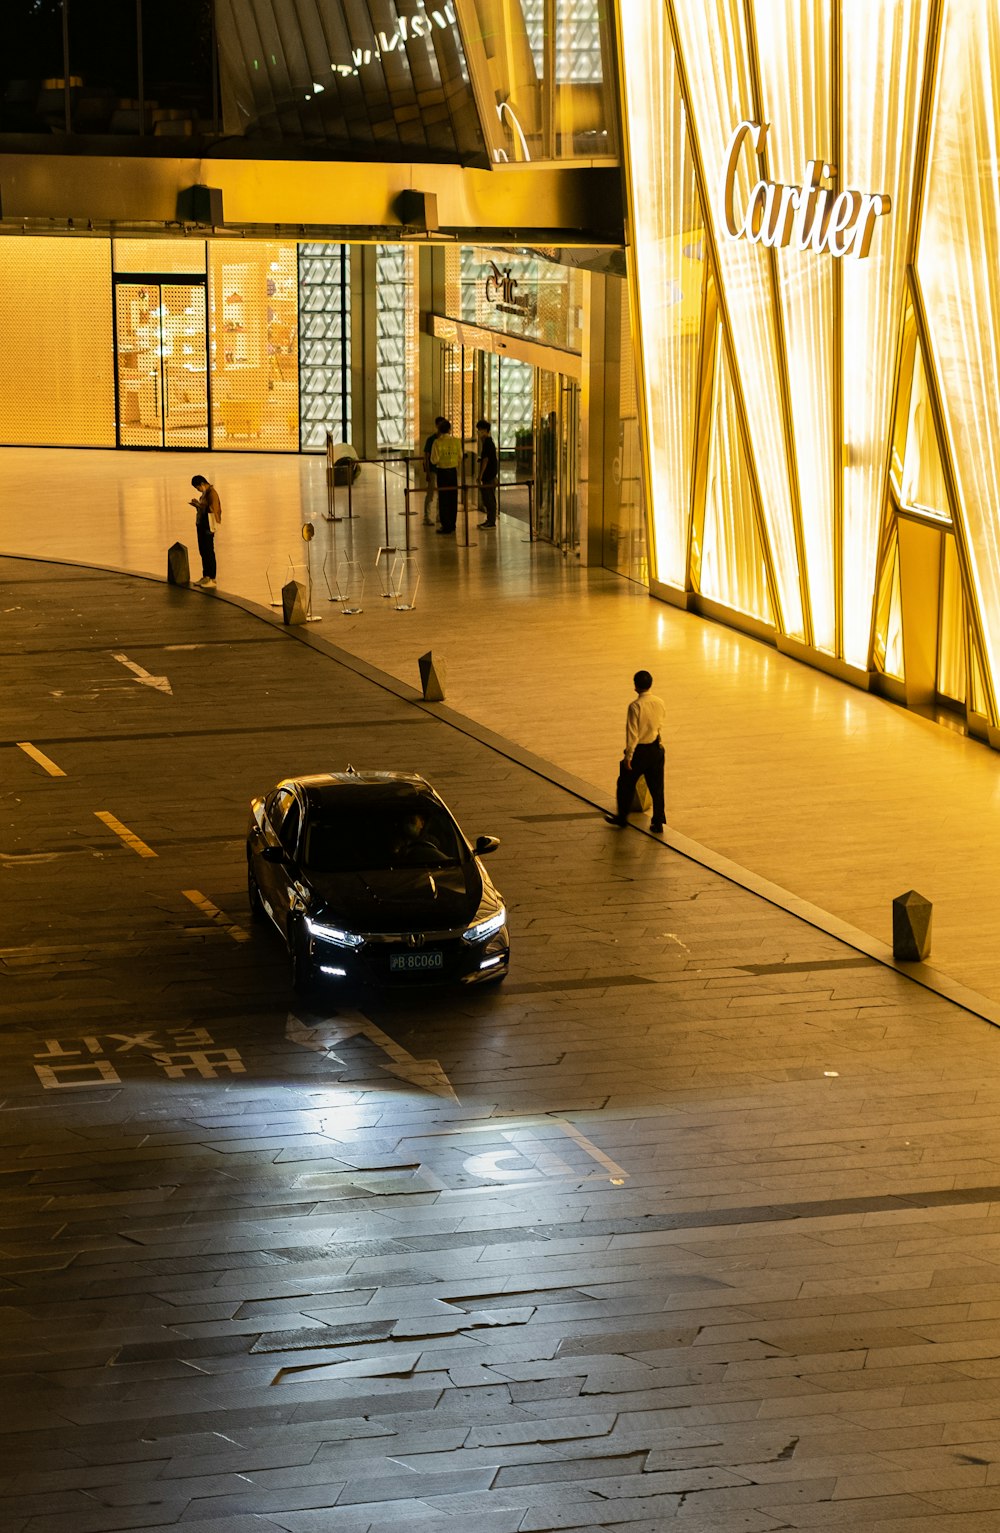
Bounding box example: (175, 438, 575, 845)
(179, 184, 224, 225)
(393, 190, 438, 231)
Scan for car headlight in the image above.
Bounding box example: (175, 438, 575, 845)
(462, 904, 506, 944)
(305, 917, 363, 949)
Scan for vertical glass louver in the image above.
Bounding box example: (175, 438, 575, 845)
(375, 245, 416, 451)
(298, 244, 351, 450)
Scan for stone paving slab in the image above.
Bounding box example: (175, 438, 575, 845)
(4, 557, 1000, 1531)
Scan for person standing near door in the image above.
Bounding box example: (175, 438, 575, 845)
(430, 419, 462, 535)
(422, 416, 445, 526)
(189, 474, 222, 588)
(476, 418, 499, 529)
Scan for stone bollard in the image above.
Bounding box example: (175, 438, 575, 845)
(892, 889, 932, 961)
(418, 650, 446, 702)
(167, 542, 190, 585)
(282, 579, 309, 626)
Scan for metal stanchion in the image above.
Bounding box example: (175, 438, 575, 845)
(324, 466, 342, 523)
(376, 458, 397, 597)
(301, 524, 322, 621)
(382, 460, 393, 548)
(403, 483, 415, 553)
(522, 479, 536, 544)
(399, 459, 418, 554)
(458, 466, 477, 548)
(399, 457, 419, 517)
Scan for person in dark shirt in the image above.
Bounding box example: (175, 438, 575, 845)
(188, 474, 222, 588)
(422, 416, 445, 525)
(476, 418, 499, 528)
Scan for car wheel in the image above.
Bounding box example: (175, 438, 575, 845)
(247, 858, 266, 922)
(289, 924, 314, 996)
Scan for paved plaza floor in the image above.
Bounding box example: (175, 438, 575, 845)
(3, 554, 1000, 1531)
(1, 446, 997, 1014)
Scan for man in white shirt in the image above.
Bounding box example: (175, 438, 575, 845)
(606, 669, 666, 832)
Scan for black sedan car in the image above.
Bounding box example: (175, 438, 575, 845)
(246, 770, 509, 991)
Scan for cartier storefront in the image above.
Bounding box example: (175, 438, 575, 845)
(617, 0, 1000, 747)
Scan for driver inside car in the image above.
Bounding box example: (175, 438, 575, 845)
(391, 810, 448, 865)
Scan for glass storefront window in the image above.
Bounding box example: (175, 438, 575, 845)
(616, 0, 702, 591)
(699, 335, 772, 624)
(603, 295, 647, 585)
(938, 534, 967, 704)
(917, 0, 1000, 710)
(208, 241, 298, 452)
(445, 246, 583, 352)
(901, 343, 950, 522)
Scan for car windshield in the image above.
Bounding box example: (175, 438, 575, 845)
(302, 798, 464, 873)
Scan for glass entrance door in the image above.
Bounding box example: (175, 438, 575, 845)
(115, 280, 209, 448)
(534, 370, 580, 553)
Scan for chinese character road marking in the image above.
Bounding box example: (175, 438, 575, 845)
(152, 1049, 246, 1079)
(17, 741, 67, 777)
(182, 889, 250, 943)
(34, 1060, 122, 1089)
(94, 810, 157, 858)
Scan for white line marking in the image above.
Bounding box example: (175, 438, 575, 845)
(549, 1116, 630, 1182)
(16, 742, 66, 777)
(111, 652, 173, 694)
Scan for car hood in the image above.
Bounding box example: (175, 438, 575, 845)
(309, 863, 482, 933)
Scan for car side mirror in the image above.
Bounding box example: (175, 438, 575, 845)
(474, 835, 500, 856)
(261, 844, 284, 863)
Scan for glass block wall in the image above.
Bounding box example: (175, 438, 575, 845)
(521, 0, 605, 83)
(375, 245, 417, 451)
(298, 243, 351, 450)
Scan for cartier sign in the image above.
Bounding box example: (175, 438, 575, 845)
(719, 120, 891, 260)
(484, 260, 534, 316)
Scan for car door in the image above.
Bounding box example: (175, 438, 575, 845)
(257, 787, 302, 934)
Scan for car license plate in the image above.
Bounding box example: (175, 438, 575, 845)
(389, 951, 444, 972)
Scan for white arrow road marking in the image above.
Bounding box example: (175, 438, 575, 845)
(286, 1010, 458, 1101)
(111, 653, 173, 694)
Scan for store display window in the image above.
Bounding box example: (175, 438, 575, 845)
(208, 242, 299, 452)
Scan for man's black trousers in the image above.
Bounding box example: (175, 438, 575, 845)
(196, 521, 217, 580)
(437, 468, 458, 532)
(616, 740, 665, 825)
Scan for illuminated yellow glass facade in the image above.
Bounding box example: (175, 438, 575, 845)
(618, 0, 1000, 743)
(0, 240, 115, 447)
